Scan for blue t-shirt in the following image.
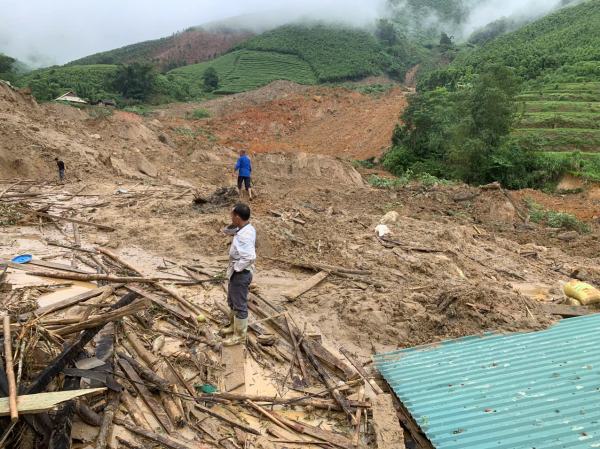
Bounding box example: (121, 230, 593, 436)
(235, 155, 252, 177)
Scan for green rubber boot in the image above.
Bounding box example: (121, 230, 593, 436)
(221, 309, 236, 335)
(223, 317, 248, 346)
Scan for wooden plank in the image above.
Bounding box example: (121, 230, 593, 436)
(339, 347, 384, 395)
(19, 285, 117, 320)
(221, 344, 246, 393)
(540, 303, 589, 317)
(283, 271, 329, 301)
(372, 395, 405, 449)
(15, 208, 115, 231)
(0, 388, 105, 415)
(125, 284, 190, 321)
(118, 358, 174, 433)
(24, 271, 155, 283)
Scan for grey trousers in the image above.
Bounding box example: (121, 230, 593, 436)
(227, 270, 252, 319)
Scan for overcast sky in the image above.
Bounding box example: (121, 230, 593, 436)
(0, 0, 386, 67)
(1, 0, 574, 68)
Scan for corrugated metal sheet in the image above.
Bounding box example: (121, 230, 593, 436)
(373, 314, 600, 449)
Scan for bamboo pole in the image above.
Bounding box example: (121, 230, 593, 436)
(120, 389, 152, 431)
(3, 316, 17, 422)
(97, 248, 144, 276)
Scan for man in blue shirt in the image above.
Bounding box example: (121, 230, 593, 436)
(234, 150, 252, 201)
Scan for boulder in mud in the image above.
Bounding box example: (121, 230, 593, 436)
(558, 231, 578, 242)
(380, 211, 399, 225)
(136, 153, 158, 177)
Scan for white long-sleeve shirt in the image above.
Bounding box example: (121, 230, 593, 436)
(227, 223, 256, 279)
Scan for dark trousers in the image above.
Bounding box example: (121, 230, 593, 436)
(227, 270, 252, 319)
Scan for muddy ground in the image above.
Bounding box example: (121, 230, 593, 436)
(2, 80, 600, 447)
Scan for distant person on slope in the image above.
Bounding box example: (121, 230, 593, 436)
(55, 157, 65, 183)
(234, 150, 252, 201)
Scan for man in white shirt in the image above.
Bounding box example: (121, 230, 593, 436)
(222, 203, 256, 346)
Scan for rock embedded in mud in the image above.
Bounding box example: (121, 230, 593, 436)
(558, 231, 578, 242)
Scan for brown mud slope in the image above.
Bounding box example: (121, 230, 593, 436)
(161, 85, 409, 160)
(0, 82, 362, 191)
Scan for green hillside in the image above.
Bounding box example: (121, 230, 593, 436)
(228, 24, 394, 83)
(169, 50, 317, 94)
(66, 37, 174, 66)
(419, 0, 600, 90)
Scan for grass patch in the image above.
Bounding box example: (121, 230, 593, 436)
(525, 101, 600, 114)
(517, 92, 600, 102)
(512, 128, 600, 151)
(518, 112, 600, 130)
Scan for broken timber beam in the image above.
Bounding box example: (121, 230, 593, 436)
(15, 207, 115, 231)
(268, 258, 370, 275)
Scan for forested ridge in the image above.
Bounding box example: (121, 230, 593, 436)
(420, 0, 600, 90)
(382, 0, 600, 191)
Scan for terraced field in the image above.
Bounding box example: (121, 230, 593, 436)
(168, 50, 317, 95)
(514, 81, 600, 153)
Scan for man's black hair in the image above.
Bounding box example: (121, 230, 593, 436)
(233, 203, 250, 221)
(55, 157, 59, 161)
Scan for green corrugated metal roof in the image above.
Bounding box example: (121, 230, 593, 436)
(373, 314, 600, 448)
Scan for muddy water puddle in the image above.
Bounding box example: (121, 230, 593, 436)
(512, 282, 553, 300)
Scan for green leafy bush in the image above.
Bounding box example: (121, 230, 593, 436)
(192, 108, 212, 118)
(369, 174, 409, 188)
(526, 198, 590, 233)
